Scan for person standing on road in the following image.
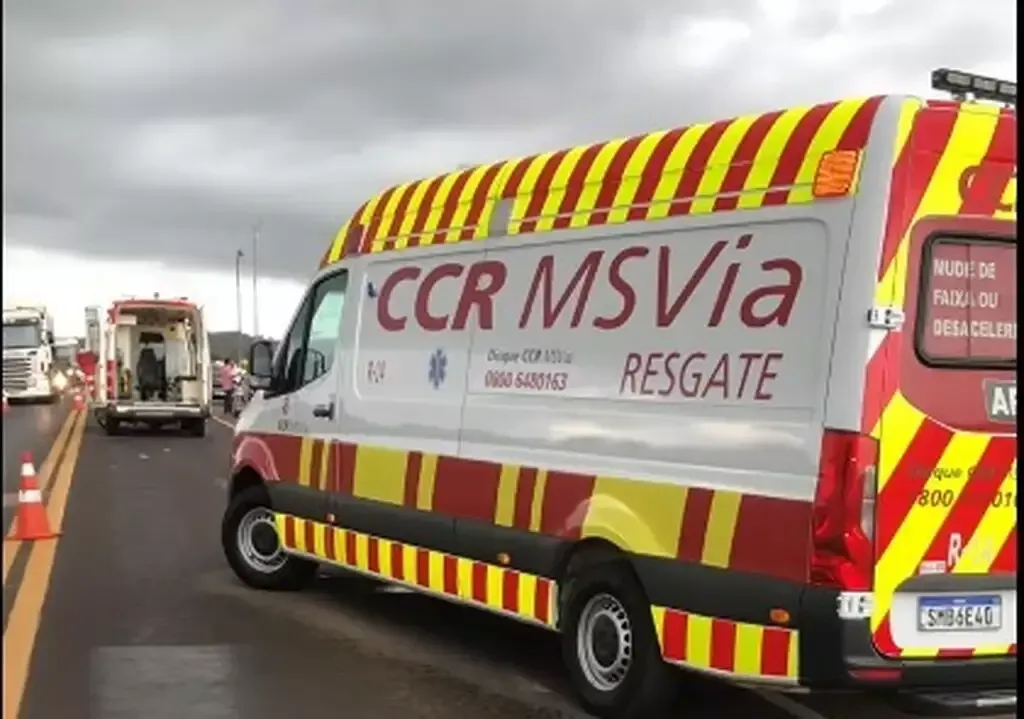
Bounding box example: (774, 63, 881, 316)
(220, 358, 236, 415)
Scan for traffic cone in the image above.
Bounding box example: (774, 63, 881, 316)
(2, 394, 8, 414)
(6, 452, 59, 541)
(72, 393, 86, 412)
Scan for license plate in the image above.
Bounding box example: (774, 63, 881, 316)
(918, 595, 1002, 632)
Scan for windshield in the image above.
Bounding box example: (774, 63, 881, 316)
(2, 322, 42, 350)
(55, 344, 77, 364)
(916, 235, 1016, 368)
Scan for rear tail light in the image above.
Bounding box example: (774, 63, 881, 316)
(810, 429, 879, 591)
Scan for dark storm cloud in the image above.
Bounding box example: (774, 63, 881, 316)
(3, 0, 1015, 280)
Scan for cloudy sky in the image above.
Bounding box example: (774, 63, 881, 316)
(3, 0, 1016, 336)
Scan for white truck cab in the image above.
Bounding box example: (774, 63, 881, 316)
(2, 305, 60, 404)
(90, 297, 212, 437)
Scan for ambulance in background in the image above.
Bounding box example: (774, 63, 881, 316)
(89, 296, 213, 437)
(2, 304, 60, 404)
(222, 69, 1016, 718)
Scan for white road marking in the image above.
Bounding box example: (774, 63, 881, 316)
(212, 416, 235, 430)
(376, 585, 415, 595)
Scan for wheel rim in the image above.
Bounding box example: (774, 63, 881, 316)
(576, 592, 633, 692)
(236, 506, 286, 573)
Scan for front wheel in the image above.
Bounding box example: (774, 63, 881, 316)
(221, 484, 316, 591)
(561, 563, 678, 719)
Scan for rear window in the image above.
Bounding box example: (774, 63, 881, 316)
(916, 235, 1017, 369)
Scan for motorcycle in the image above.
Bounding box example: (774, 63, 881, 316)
(230, 371, 250, 418)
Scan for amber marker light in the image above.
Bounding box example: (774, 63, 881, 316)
(813, 149, 861, 198)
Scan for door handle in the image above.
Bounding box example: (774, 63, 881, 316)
(312, 402, 335, 420)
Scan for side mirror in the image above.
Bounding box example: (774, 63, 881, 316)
(248, 341, 275, 390)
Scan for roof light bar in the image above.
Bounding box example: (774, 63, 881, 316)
(932, 68, 1016, 107)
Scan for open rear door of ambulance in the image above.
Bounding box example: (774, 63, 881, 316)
(873, 203, 1016, 674)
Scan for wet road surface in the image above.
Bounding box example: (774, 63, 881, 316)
(4, 412, 1014, 718)
(2, 398, 70, 536)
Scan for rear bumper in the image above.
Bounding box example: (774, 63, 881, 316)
(799, 585, 1017, 690)
(102, 403, 210, 422)
(4, 385, 55, 400)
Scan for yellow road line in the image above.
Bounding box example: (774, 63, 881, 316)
(2, 410, 79, 585)
(3, 410, 87, 719)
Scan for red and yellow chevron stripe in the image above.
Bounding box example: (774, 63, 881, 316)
(652, 606, 799, 683)
(863, 100, 1017, 660)
(320, 96, 884, 266)
(235, 434, 814, 586)
(276, 514, 556, 627)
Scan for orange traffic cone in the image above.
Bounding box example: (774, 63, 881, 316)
(72, 393, 86, 412)
(6, 452, 59, 542)
(2, 394, 8, 414)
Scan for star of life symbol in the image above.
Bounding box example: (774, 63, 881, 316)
(428, 349, 447, 390)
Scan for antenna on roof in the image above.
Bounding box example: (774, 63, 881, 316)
(932, 68, 1016, 108)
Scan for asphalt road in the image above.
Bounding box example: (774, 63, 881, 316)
(2, 411, 1014, 719)
(2, 398, 70, 536)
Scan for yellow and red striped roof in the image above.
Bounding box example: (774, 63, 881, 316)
(321, 96, 890, 267)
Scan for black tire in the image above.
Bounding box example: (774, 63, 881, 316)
(221, 483, 317, 591)
(560, 562, 678, 719)
(185, 419, 206, 437)
(104, 419, 121, 436)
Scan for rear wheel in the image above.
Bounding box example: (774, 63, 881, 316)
(185, 419, 206, 437)
(221, 484, 316, 591)
(560, 561, 678, 719)
(104, 419, 121, 436)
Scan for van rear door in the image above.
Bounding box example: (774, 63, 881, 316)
(874, 224, 1016, 662)
(870, 103, 1016, 661)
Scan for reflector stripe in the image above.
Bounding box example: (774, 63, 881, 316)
(626, 127, 688, 220)
(276, 514, 556, 626)
(516, 150, 571, 234)
(406, 175, 445, 247)
(652, 606, 799, 682)
(551, 143, 604, 229)
(321, 97, 882, 265)
(535, 145, 589, 232)
(431, 170, 472, 245)
(606, 129, 672, 225)
(874, 417, 953, 555)
(587, 136, 646, 226)
(712, 110, 785, 212)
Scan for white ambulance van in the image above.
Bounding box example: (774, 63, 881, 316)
(91, 296, 213, 437)
(222, 70, 1016, 718)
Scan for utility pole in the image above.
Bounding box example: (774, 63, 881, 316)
(252, 219, 262, 339)
(235, 248, 244, 363)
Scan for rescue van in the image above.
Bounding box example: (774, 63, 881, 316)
(223, 69, 1016, 718)
(90, 296, 213, 436)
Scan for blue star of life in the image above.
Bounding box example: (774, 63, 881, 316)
(428, 349, 447, 389)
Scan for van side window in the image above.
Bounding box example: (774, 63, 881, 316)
(302, 272, 348, 384)
(272, 270, 348, 394)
